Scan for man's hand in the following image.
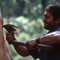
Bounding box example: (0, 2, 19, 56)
(25, 38, 38, 49)
(6, 32, 15, 41)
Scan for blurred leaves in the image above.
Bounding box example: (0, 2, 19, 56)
(1, 0, 60, 60)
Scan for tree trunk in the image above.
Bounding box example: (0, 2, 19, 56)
(0, 9, 12, 60)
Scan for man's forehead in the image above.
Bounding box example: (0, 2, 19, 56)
(44, 10, 52, 15)
(44, 11, 48, 16)
(44, 11, 47, 14)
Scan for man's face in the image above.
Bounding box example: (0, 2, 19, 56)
(43, 10, 58, 30)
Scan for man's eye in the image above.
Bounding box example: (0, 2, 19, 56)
(46, 16, 49, 18)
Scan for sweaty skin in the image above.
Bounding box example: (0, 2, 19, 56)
(25, 10, 60, 49)
(6, 31, 60, 56)
(6, 10, 60, 56)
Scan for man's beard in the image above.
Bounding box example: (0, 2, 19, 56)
(44, 26, 52, 30)
(44, 23, 56, 31)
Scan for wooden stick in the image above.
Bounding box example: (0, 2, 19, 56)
(35, 44, 54, 51)
(12, 40, 54, 51)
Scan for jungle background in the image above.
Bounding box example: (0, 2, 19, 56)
(0, 0, 60, 60)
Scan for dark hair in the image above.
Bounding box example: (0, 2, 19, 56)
(45, 4, 60, 25)
(45, 4, 60, 20)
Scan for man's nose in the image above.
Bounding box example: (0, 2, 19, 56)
(43, 18, 45, 22)
(43, 17, 46, 22)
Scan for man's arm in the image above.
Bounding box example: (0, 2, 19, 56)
(13, 44, 30, 57)
(6, 31, 60, 55)
(26, 31, 60, 49)
(6, 32, 30, 57)
(40, 31, 60, 44)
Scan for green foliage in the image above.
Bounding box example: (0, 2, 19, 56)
(0, 0, 14, 17)
(14, 55, 34, 60)
(5, 16, 47, 60)
(15, 32, 30, 42)
(26, 18, 46, 38)
(2, 0, 60, 60)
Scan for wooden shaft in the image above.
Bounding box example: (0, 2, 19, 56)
(12, 40, 25, 46)
(35, 44, 54, 51)
(12, 40, 54, 51)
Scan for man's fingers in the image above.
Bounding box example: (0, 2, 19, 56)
(25, 41, 36, 49)
(6, 32, 11, 35)
(6, 32, 15, 36)
(11, 31, 15, 34)
(6, 32, 13, 41)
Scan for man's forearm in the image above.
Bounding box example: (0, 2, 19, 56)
(9, 40, 30, 56)
(13, 44, 30, 57)
(39, 32, 60, 44)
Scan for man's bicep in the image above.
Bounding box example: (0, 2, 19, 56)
(40, 31, 60, 44)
